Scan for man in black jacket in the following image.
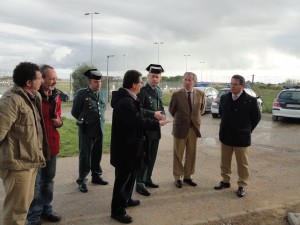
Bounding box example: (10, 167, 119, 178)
(110, 70, 170, 223)
(214, 74, 261, 197)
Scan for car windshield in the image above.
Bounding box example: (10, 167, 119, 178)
(279, 91, 300, 100)
(217, 89, 230, 97)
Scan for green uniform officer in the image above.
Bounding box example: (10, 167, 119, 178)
(71, 69, 108, 193)
(136, 64, 166, 196)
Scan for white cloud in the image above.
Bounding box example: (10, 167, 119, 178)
(52, 47, 72, 61)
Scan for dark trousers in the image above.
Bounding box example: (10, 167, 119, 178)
(111, 169, 136, 216)
(27, 156, 57, 223)
(136, 139, 159, 185)
(77, 135, 103, 185)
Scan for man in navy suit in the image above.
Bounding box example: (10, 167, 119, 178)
(214, 74, 261, 197)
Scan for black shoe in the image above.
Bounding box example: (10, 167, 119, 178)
(111, 214, 133, 224)
(214, 181, 230, 190)
(41, 211, 61, 222)
(92, 176, 108, 185)
(136, 187, 151, 196)
(27, 221, 41, 225)
(145, 181, 159, 188)
(183, 178, 197, 187)
(126, 199, 140, 207)
(175, 180, 182, 188)
(78, 183, 88, 193)
(237, 186, 246, 197)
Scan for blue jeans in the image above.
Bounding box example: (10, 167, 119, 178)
(27, 156, 57, 223)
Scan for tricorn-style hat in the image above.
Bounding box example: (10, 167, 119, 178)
(146, 64, 164, 74)
(83, 69, 102, 80)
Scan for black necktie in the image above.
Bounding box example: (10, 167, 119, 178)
(187, 92, 192, 111)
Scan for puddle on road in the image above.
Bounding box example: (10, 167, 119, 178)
(200, 137, 219, 146)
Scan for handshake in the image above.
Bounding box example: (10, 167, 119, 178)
(154, 111, 171, 127)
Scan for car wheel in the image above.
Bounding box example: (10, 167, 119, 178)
(272, 115, 278, 121)
(212, 113, 218, 118)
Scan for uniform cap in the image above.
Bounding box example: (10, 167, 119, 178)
(146, 64, 164, 74)
(84, 69, 102, 80)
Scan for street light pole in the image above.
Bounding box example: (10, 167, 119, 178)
(200, 62, 205, 81)
(107, 54, 114, 102)
(184, 55, 190, 72)
(154, 42, 163, 64)
(84, 12, 100, 66)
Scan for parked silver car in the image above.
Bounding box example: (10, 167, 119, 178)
(194, 86, 218, 112)
(211, 87, 263, 118)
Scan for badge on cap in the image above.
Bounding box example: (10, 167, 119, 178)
(84, 69, 102, 80)
(146, 64, 164, 74)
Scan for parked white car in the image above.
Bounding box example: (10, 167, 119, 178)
(272, 88, 300, 121)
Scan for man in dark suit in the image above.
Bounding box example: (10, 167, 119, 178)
(71, 69, 108, 193)
(169, 72, 206, 188)
(214, 74, 261, 197)
(135, 64, 166, 196)
(110, 70, 170, 224)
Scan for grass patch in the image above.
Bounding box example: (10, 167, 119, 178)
(254, 88, 279, 113)
(61, 101, 73, 108)
(58, 117, 111, 158)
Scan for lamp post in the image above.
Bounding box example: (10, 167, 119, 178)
(154, 42, 163, 64)
(84, 12, 100, 66)
(184, 55, 190, 72)
(200, 62, 205, 81)
(106, 54, 114, 102)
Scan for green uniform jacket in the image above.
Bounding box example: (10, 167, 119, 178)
(137, 83, 165, 139)
(71, 87, 106, 137)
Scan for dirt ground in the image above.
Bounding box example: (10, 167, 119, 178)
(206, 203, 300, 225)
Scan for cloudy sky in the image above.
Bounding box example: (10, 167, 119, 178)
(1, 0, 300, 83)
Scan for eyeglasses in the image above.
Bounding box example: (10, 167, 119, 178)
(230, 83, 240, 87)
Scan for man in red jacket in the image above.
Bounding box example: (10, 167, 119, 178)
(27, 65, 63, 225)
